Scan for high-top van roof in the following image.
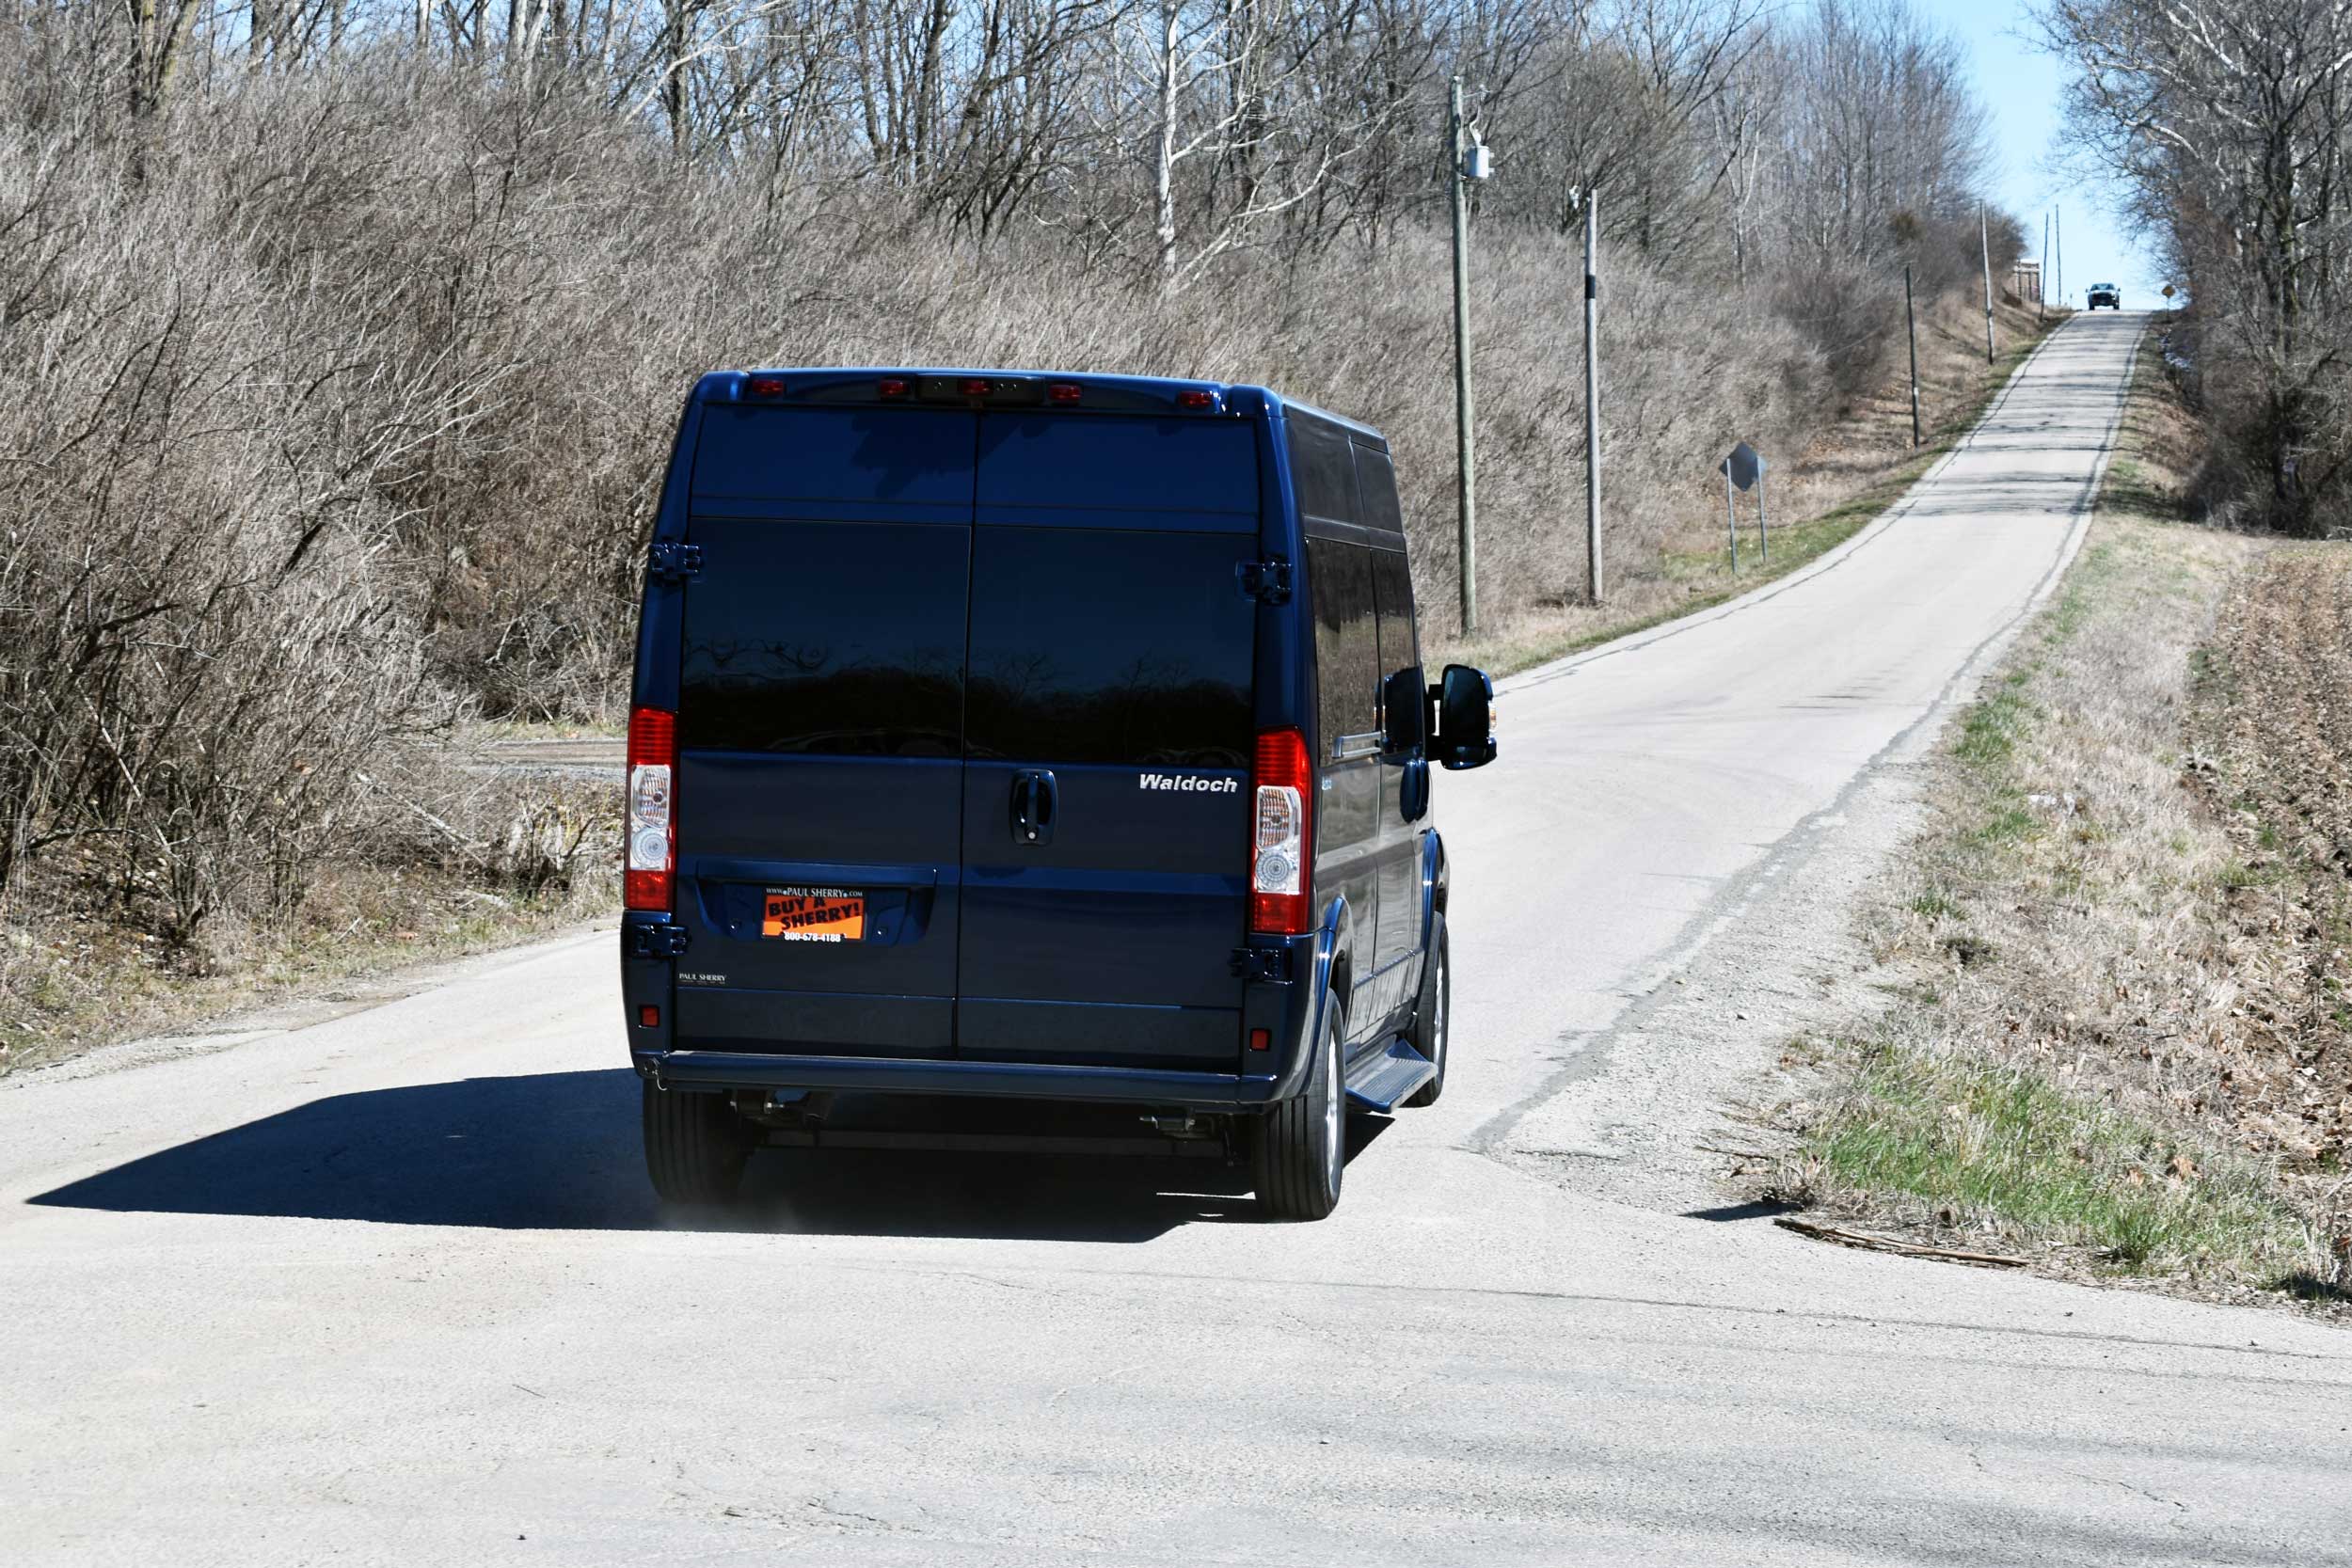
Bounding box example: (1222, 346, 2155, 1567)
(683, 368, 1390, 451)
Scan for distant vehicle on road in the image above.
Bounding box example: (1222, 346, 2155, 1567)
(617, 370, 1499, 1219)
(2087, 282, 2122, 310)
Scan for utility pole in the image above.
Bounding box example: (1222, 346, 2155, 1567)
(2041, 212, 2050, 321)
(1979, 206, 1995, 365)
(2055, 205, 2063, 310)
(1904, 262, 1921, 448)
(1449, 75, 1478, 639)
(1582, 190, 1601, 605)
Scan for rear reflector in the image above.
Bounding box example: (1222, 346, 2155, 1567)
(639, 1005, 660, 1029)
(1249, 1028, 1271, 1052)
(1248, 729, 1312, 935)
(745, 374, 786, 399)
(1177, 389, 1215, 409)
(625, 706, 676, 912)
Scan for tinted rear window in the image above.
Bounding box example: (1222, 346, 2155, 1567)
(679, 518, 967, 756)
(692, 407, 974, 510)
(976, 416, 1258, 525)
(967, 529, 1254, 767)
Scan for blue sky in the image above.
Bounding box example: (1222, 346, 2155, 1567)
(1922, 0, 2168, 307)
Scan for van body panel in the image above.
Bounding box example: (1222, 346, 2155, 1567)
(672, 406, 976, 1057)
(952, 418, 1260, 1068)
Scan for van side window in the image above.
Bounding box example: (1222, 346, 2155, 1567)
(1309, 540, 1379, 758)
(1353, 447, 1404, 539)
(1371, 548, 1419, 684)
(1287, 420, 1359, 526)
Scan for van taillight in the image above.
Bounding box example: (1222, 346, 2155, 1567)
(1249, 728, 1312, 935)
(625, 706, 676, 912)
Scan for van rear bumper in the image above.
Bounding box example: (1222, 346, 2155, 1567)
(632, 1049, 1285, 1111)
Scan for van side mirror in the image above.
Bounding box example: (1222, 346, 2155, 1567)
(1380, 666, 1426, 754)
(1432, 664, 1497, 770)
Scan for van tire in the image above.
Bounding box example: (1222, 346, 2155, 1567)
(642, 1083, 752, 1205)
(1254, 991, 1344, 1221)
(1403, 913, 1449, 1107)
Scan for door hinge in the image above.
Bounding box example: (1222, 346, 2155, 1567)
(1231, 945, 1292, 984)
(1237, 558, 1292, 605)
(628, 920, 690, 958)
(648, 541, 703, 582)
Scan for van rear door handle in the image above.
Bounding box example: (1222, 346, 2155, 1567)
(1010, 768, 1057, 846)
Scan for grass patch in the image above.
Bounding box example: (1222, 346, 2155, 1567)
(1801, 1037, 2310, 1277)
(1954, 684, 2037, 768)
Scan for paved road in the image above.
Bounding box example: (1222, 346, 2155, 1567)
(5, 312, 2347, 1566)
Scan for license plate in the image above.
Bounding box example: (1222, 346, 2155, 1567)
(762, 885, 866, 942)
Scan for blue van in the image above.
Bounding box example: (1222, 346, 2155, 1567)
(619, 370, 1497, 1219)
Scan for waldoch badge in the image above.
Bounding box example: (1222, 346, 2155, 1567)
(762, 885, 866, 942)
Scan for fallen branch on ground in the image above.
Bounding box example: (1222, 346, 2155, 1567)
(1773, 1215, 2027, 1267)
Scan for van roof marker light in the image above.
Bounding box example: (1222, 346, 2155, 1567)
(961, 378, 993, 399)
(1048, 383, 1083, 404)
(745, 374, 786, 398)
(1177, 388, 1216, 409)
(878, 377, 910, 399)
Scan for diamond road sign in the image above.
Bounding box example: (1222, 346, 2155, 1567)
(1720, 441, 1764, 492)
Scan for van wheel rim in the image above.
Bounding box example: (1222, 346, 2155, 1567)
(1322, 1025, 1343, 1193)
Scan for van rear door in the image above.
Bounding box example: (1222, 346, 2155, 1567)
(956, 413, 1262, 1069)
(670, 404, 975, 1058)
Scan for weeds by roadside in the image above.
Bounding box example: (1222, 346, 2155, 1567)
(1761, 325, 2352, 1309)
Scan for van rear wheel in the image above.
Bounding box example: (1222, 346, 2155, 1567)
(642, 1082, 753, 1205)
(1254, 990, 1344, 1221)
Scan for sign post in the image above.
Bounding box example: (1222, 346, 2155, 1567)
(1721, 442, 1764, 568)
(1724, 467, 1738, 570)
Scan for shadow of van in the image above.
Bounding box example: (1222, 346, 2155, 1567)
(25, 1069, 1390, 1243)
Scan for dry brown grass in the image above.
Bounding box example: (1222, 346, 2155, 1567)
(1766, 325, 2352, 1307)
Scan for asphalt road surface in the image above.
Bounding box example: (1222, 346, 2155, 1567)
(5, 311, 2347, 1566)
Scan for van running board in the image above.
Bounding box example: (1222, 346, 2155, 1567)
(1345, 1038, 1436, 1114)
